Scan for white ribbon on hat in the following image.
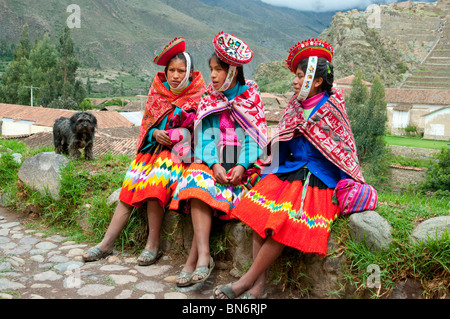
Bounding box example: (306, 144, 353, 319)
(297, 56, 318, 101)
(169, 52, 191, 94)
(217, 65, 237, 92)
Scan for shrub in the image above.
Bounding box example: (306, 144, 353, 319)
(79, 98, 95, 110)
(103, 98, 128, 107)
(47, 96, 78, 110)
(421, 148, 450, 193)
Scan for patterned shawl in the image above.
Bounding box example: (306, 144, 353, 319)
(194, 80, 268, 149)
(271, 88, 365, 183)
(136, 71, 206, 153)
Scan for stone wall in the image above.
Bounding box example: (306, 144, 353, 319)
(389, 144, 439, 159)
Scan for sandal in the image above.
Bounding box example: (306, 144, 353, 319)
(191, 256, 215, 284)
(176, 271, 193, 287)
(83, 247, 113, 262)
(137, 248, 162, 266)
(238, 289, 268, 299)
(214, 283, 238, 299)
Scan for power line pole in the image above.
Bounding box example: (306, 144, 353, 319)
(24, 86, 40, 106)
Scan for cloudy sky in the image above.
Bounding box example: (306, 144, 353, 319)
(261, 0, 437, 12)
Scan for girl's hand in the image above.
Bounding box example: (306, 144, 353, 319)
(212, 164, 229, 184)
(153, 129, 172, 146)
(227, 165, 245, 185)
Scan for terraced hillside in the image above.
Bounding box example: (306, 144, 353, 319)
(402, 0, 450, 89)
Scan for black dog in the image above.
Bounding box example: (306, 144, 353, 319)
(53, 111, 97, 160)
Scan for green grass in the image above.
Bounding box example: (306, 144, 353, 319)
(384, 136, 449, 150)
(335, 190, 450, 299)
(1, 138, 449, 298)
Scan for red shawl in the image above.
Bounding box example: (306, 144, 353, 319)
(271, 88, 365, 183)
(194, 80, 268, 149)
(136, 71, 206, 153)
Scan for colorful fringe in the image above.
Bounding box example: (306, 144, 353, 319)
(231, 173, 339, 255)
(169, 163, 257, 220)
(119, 150, 186, 208)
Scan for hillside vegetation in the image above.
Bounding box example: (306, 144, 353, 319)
(0, 0, 333, 80)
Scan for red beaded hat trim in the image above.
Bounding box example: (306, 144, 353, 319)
(153, 37, 186, 66)
(285, 38, 334, 73)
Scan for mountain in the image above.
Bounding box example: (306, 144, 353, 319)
(0, 0, 334, 80)
(254, 0, 449, 92)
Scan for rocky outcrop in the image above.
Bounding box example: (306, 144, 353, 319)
(320, 2, 443, 87)
(254, 1, 445, 91)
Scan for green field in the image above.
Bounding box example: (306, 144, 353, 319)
(384, 136, 450, 150)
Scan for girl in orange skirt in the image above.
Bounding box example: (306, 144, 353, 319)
(215, 39, 377, 299)
(82, 38, 206, 266)
(169, 32, 268, 287)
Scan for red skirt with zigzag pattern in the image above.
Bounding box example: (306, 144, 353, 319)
(231, 168, 339, 256)
(119, 149, 187, 208)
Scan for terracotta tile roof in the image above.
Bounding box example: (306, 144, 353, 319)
(384, 89, 450, 105)
(7, 126, 138, 158)
(93, 136, 136, 158)
(0, 103, 134, 129)
(334, 86, 450, 106)
(334, 75, 373, 86)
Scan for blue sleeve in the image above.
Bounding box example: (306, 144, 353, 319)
(194, 115, 220, 168)
(140, 114, 169, 152)
(236, 126, 262, 169)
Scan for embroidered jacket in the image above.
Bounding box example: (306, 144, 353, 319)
(271, 88, 364, 183)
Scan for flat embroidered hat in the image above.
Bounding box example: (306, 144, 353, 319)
(285, 38, 334, 73)
(153, 37, 186, 66)
(213, 32, 253, 66)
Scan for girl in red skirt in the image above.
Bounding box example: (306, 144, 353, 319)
(169, 32, 268, 286)
(215, 39, 377, 299)
(82, 38, 206, 266)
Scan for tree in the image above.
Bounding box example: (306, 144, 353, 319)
(28, 35, 59, 105)
(346, 71, 389, 183)
(347, 71, 368, 106)
(58, 26, 80, 100)
(14, 25, 31, 60)
(1, 25, 32, 104)
(0, 26, 86, 108)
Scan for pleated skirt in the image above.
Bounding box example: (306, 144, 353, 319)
(231, 168, 339, 256)
(119, 149, 187, 208)
(169, 162, 261, 220)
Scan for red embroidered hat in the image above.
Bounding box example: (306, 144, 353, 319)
(153, 37, 186, 66)
(213, 32, 253, 66)
(285, 38, 334, 73)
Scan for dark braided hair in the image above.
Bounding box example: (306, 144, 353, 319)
(298, 57, 334, 96)
(209, 53, 245, 86)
